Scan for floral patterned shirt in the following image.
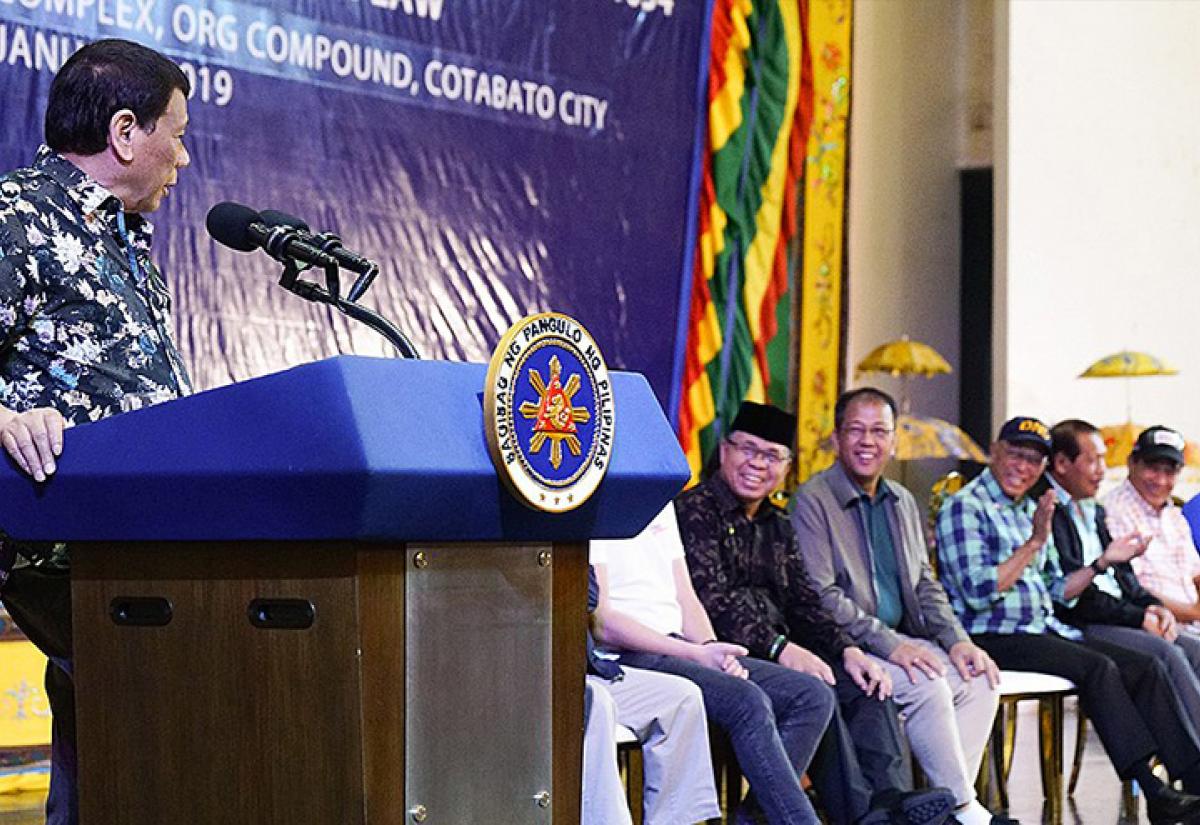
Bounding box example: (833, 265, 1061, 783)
(0, 147, 192, 571)
(0, 146, 191, 423)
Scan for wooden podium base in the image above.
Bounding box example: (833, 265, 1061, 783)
(71, 541, 585, 824)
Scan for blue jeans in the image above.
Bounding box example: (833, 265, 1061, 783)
(618, 652, 834, 825)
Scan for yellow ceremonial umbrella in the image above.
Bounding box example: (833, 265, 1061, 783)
(856, 336, 952, 379)
(856, 336, 953, 417)
(1080, 350, 1178, 423)
(1079, 351, 1178, 378)
(896, 415, 988, 463)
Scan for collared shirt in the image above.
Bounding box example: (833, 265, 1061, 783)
(857, 479, 903, 628)
(1047, 474, 1121, 599)
(792, 460, 970, 655)
(1103, 479, 1200, 623)
(0, 147, 191, 571)
(0, 146, 191, 424)
(676, 474, 852, 663)
(936, 468, 1080, 639)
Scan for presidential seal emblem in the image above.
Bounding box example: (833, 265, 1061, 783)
(484, 313, 615, 512)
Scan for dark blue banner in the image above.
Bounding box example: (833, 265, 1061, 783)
(0, 0, 705, 409)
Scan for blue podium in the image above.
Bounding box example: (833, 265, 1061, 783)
(0, 356, 689, 825)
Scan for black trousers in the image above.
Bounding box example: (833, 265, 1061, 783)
(1084, 634, 1200, 783)
(807, 664, 910, 825)
(1, 565, 76, 825)
(973, 631, 1200, 781)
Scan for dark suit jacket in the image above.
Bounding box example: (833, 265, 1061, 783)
(1032, 474, 1160, 628)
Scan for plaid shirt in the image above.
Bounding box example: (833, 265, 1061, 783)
(936, 468, 1080, 639)
(1103, 479, 1200, 626)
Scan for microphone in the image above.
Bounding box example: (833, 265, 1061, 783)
(259, 209, 379, 302)
(205, 202, 339, 271)
(259, 210, 377, 275)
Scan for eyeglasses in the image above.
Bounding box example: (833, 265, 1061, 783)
(841, 425, 894, 442)
(1000, 443, 1046, 468)
(726, 438, 791, 467)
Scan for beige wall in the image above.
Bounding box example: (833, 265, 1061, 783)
(999, 0, 1200, 440)
(847, 0, 979, 490)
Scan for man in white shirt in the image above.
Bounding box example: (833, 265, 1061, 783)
(583, 558, 721, 824)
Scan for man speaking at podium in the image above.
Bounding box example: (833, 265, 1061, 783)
(0, 39, 193, 825)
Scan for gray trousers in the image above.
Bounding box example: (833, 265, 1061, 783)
(583, 669, 721, 825)
(1083, 624, 1200, 731)
(869, 637, 999, 806)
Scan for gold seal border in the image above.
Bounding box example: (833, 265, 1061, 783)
(484, 312, 614, 513)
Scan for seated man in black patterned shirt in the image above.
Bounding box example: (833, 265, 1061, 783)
(0, 39, 193, 825)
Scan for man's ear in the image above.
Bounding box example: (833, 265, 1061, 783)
(1051, 452, 1068, 477)
(108, 109, 138, 163)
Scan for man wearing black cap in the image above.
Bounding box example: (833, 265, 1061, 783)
(677, 401, 954, 825)
(937, 417, 1200, 821)
(1104, 425, 1200, 631)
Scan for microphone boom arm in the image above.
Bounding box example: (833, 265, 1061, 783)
(277, 261, 420, 359)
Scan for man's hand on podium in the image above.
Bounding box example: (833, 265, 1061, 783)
(0, 406, 64, 482)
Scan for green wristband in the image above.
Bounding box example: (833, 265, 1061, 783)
(768, 634, 788, 661)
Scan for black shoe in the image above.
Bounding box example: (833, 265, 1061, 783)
(1146, 786, 1200, 824)
(867, 787, 955, 825)
(989, 816, 1019, 825)
(856, 805, 893, 825)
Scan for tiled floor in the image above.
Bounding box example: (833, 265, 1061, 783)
(1004, 697, 1143, 825)
(0, 699, 1155, 823)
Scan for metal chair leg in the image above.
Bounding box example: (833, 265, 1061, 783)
(619, 743, 644, 825)
(1068, 700, 1086, 796)
(1121, 778, 1139, 821)
(709, 726, 740, 821)
(1001, 698, 1019, 784)
(989, 702, 1011, 811)
(1038, 696, 1065, 825)
(725, 756, 743, 820)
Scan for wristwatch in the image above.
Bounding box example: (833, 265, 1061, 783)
(1089, 558, 1107, 576)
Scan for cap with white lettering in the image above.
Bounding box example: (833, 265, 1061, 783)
(1132, 425, 1185, 466)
